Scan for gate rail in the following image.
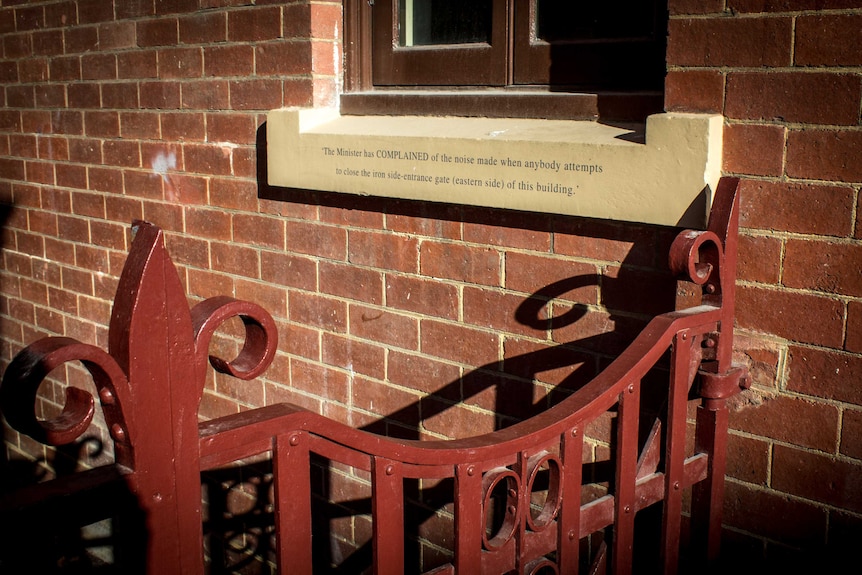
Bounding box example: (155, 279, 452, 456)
(1, 178, 748, 575)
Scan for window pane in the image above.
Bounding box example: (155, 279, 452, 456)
(535, 0, 660, 42)
(399, 0, 492, 47)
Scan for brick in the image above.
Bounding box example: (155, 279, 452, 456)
(387, 351, 461, 398)
(385, 202, 462, 240)
(119, 112, 160, 140)
(38, 137, 69, 161)
(49, 56, 81, 81)
(29, 210, 58, 236)
(182, 142, 233, 176)
(276, 321, 320, 361)
(179, 11, 226, 44)
(667, 17, 792, 67)
(664, 69, 724, 114)
(282, 77, 315, 107)
(98, 21, 136, 51)
(727, 72, 861, 125)
(726, 433, 769, 485)
(209, 177, 258, 211)
(160, 112, 205, 141)
(142, 200, 183, 233)
(602, 266, 678, 316)
(784, 239, 862, 297)
(462, 287, 545, 338)
(463, 211, 551, 252)
(210, 241, 259, 277)
(117, 51, 158, 79)
(739, 180, 855, 237)
(289, 291, 347, 333)
(105, 195, 143, 224)
(422, 400, 496, 439)
(67, 83, 99, 109)
(64, 26, 99, 54)
(116, 1, 155, 19)
(848, 301, 862, 353)
(348, 230, 418, 273)
(85, 111, 120, 138)
(46, 1, 78, 28)
(786, 129, 862, 183)
(321, 333, 386, 380)
(796, 14, 862, 66)
(723, 480, 827, 548)
(35, 84, 67, 108)
(81, 53, 116, 80)
(180, 80, 229, 110)
(787, 345, 862, 405)
(185, 207, 232, 241)
(738, 234, 781, 285)
(19, 58, 49, 83)
(235, 278, 287, 319)
(203, 45, 254, 78)
(16, 5, 45, 30)
(841, 409, 862, 460)
(419, 241, 500, 286)
(255, 41, 313, 76)
(32, 30, 64, 57)
(420, 319, 499, 367)
(283, 2, 312, 37)
(737, 286, 844, 348)
(205, 113, 257, 145)
(287, 220, 346, 261)
(71, 191, 105, 218)
(385, 274, 458, 319)
(158, 47, 203, 79)
(349, 304, 419, 350)
(232, 213, 285, 250)
(506, 251, 599, 303)
(227, 7, 282, 42)
(320, 261, 383, 305)
(140, 81, 181, 109)
(723, 123, 785, 177)
(773, 444, 862, 513)
(229, 79, 283, 111)
(260, 251, 317, 291)
(351, 376, 421, 423)
(4, 33, 32, 59)
(730, 394, 839, 451)
(25, 161, 55, 185)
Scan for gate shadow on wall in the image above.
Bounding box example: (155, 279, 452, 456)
(201, 125, 691, 574)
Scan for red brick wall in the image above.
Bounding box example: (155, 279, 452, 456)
(667, 0, 862, 566)
(0, 0, 859, 570)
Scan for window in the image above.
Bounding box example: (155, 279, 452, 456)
(343, 0, 668, 121)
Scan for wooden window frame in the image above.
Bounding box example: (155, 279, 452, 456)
(342, 0, 667, 122)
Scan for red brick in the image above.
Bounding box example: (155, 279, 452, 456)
(796, 14, 862, 66)
(120, 112, 160, 139)
(142, 200, 183, 233)
(116, 1, 155, 19)
(773, 444, 862, 513)
(117, 51, 158, 79)
(419, 241, 500, 286)
(140, 81, 181, 109)
(71, 191, 105, 218)
(25, 161, 55, 185)
(731, 394, 839, 451)
(85, 111, 119, 138)
(81, 53, 116, 80)
(321, 333, 386, 380)
(98, 21, 136, 51)
(179, 11, 226, 44)
(185, 206, 232, 241)
(64, 26, 99, 53)
(729, 0, 862, 11)
(385, 274, 458, 319)
(841, 408, 862, 460)
(287, 220, 346, 261)
(35, 84, 66, 108)
(737, 286, 844, 348)
(67, 83, 99, 109)
(16, 5, 45, 30)
(260, 251, 317, 291)
(423, 400, 496, 439)
(320, 261, 383, 305)
(33, 30, 64, 57)
(351, 376, 421, 424)
(206, 113, 257, 145)
(160, 112, 205, 141)
(737, 234, 781, 285)
(235, 278, 287, 319)
(348, 230, 418, 273)
(233, 213, 285, 250)
(739, 180, 855, 237)
(727, 72, 861, 125)
(667, 17, 792, 67)
(38, 137, 69, 161)
(229, 79, 283, 111)
(385, 204, 461, 240)
(4, 33, 32, 59)
(723, 123, 785, 177)
(387, 351, 461, 398)
(723, 480, 827, 548)
(349, 305, 419, 350)
(602, 266, 678, 316)
(282, 2, 312, 37)
(664, 69, 724, 114)
(46, 1, 78, 28)
(726, 433, 769, 485)
(463, 213, 551, 252)
(420, 319, 499, 367)
(7, 85, 35, 109)
(210, 177, 258, 211)
(203, 45, 254, 77)
(289, 291, 347, 333)
(506, 251, 599, 302)
(158, 47, 203, 79)
(276, 321, 320, 362)
(787, 345, 862, 405)
(255, 41, 313, 76)
(182, 142, 233, 176)
(848, 301, 862, 353)
(784, 240, 862, 297)
(227, 7, 282, 42)
(210, 241, 259, 277)
(90, 220, 126, 251)
(786, 129, 862, 183)
(180, 80, 229, 110)
(105, 195, 143, 224)
(462, 287, 544, 338)
(282, 77, 315, 107)
(49, 56, 81, 81)
(103, 139, 141, 168)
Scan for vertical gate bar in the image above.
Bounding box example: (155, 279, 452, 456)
(274, 432, 313, 575)
(372, 457, 405, 575)
(454, 462, 483, 574)
(660, 332, 691, 575)
(558, 427, 583, 574)
(690, 401, 729, 563)
(612, 382, 640, 575)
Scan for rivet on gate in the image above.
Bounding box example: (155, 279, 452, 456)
(673, 481, 680, 491)
(568, 530, 576, 541)
(571, 428, 578, 438)
(628, 384, 635, 394)
(624, 505, 631, 514)
(289, 434, 301, 446)
(110, 423, 126, 442)
(467, 466, 476, 476)
(99, 387, 115, 405)
(385, 465, 395, 476)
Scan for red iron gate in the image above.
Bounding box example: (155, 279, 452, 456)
(1, 178, 748, 574)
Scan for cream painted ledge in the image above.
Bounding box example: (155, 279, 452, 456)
(266, 109, 723, 228)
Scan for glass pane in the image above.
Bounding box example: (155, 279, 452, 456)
(399, 0, 492, 47)
(535, 0, 660, 42)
